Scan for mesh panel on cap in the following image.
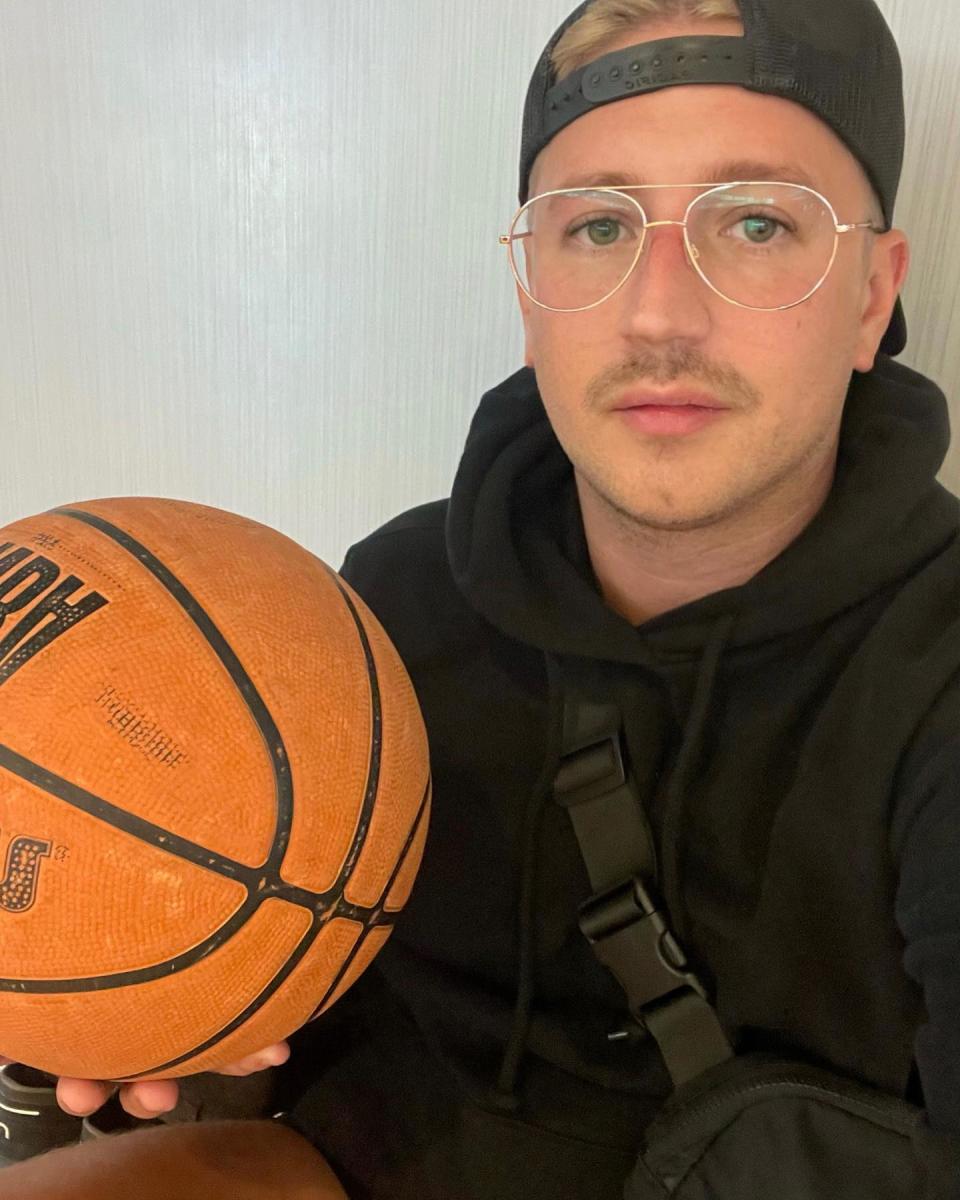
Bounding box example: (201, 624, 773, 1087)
(739, 0, 904, 226)
(519, 1, 592, 202)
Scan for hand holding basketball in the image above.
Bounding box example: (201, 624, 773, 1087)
(1, 1042, 291, 1118)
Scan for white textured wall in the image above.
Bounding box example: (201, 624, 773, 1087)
(0, 0, 956, 566)
(882, 0, 960, 483)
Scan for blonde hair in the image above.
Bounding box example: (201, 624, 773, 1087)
(552, 0, 742, 80)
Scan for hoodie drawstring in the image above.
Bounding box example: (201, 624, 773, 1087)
(658, 613, 737, 949)
(495, 652, 564, 1105)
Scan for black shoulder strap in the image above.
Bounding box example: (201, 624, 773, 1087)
(553, 675, 733, 1088)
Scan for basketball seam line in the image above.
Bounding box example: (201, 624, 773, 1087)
(132, 772, 432, 1079)
(54, 507, 295, 872)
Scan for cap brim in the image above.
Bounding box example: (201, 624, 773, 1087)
(880, 295, 907, 357)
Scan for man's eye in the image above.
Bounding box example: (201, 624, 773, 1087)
(569, 217, 627, 246)
(729, 212, 793, 245)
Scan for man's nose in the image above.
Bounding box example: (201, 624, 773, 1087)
(615, 221, 712, 343)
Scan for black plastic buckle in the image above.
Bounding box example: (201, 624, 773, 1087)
(578, 876, 707, 1026)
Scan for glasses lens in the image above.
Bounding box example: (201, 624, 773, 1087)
(509, 189, 645, 311)
(687, 183, 838, 308)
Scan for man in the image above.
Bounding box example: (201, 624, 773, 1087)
(2, 0, 958, 1196)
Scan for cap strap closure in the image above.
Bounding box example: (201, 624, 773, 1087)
(544, 35, 749, 139)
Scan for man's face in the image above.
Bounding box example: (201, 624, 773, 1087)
(519, 19, 907, 534)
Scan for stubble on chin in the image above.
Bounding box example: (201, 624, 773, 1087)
(562, 346, 758, 532)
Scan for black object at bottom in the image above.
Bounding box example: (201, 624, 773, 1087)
(79, 1092, 165, 1143)
(0, 1067, 279, 1167)
(0, 1063, 82, 1165)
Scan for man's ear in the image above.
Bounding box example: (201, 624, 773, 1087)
(517, 281, 536, 368)
(853, 229, 910, 372)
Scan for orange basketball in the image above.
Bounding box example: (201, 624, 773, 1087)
(0, 497, 430, 1081)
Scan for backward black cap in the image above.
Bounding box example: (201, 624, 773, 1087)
(519, 0, 907, 356)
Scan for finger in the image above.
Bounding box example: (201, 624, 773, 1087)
(117, 1079, 179, 1119)
(0, 1056, 14, 1067)
(215, 1041, 290, 1077)
(56, 1076, 114, 1117)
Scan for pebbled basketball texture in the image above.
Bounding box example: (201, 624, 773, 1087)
(0, 497, 430, 1081)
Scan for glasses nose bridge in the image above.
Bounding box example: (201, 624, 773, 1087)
(638, 216, 692, 250)
(632, 215, 696, 276)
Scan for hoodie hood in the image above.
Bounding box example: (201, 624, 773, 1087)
(447, 358, 958, 661)
(444, 354, 959, 1117)
(314, 354, 960, 1176)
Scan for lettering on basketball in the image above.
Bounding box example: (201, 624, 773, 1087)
(0, 543, 108, 687)
(0, 831, 51, 913)
(95, 684, 188, 768)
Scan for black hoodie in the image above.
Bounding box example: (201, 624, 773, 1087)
(286, 357, 960, 1199)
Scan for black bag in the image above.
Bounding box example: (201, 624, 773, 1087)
(553, 679, 958, 1200)
(624, 1051, 936, 1198)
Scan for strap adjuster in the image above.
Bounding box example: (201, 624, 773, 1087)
(552, 682, 735, 1085)
(553, 735, 625, 807)
(578, 876, 708, 1022)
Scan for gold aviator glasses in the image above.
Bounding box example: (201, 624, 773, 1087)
(499, 181, 885, 313)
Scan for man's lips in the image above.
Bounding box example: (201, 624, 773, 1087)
(613, 389, 727, 411)
(611, 389, 730, 436)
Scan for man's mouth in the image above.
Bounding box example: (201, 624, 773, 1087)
(612, 389, 730, 436)
(613, 388, 727, 411)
